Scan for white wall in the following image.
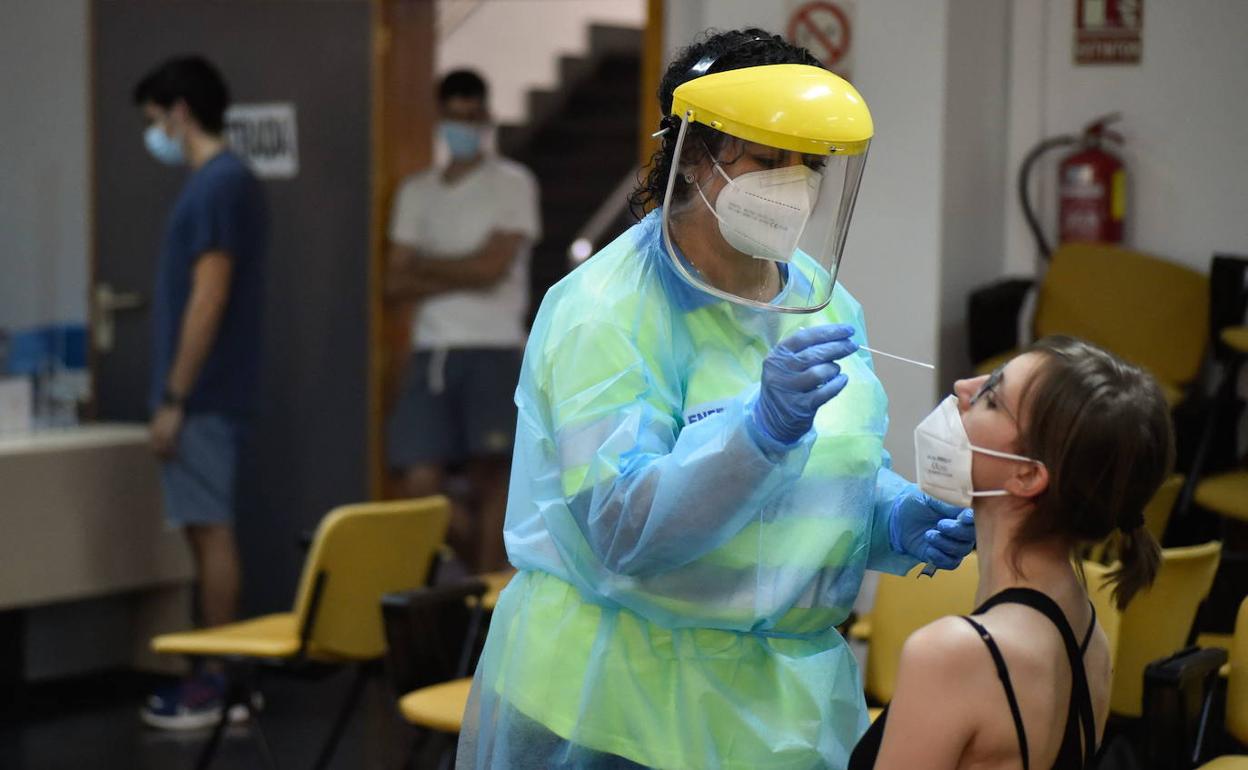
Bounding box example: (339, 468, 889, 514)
(665, 0, 957, 474)
(437, 0, 645, 125)
(0, 0, 91, 330)
(940, 0, 1010, 383)
(1003, 0, 1248, 275)
(842, 2, 950, 474)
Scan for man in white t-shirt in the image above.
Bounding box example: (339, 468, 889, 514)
(385, 69, 540, 572)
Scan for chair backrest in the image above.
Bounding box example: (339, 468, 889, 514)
(865, 553, 979, 702)
(1210, 254, 1248, 360)
(1036, 243, 1209, 389)
(1227, 596, 1248, 745)
(1081, 559, 1123, 669)
(290, 496, 450, 660)
(382, 580, 486, 697)
(1107, 540, 1222, 717)
(1142, 474, 1183, 544)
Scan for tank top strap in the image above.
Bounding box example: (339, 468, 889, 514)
(959, 615, 1031, 770)
(1080, 600, 1097, 655)
(974, 588, 1098, 767)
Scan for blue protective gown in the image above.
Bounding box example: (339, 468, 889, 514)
(457, 210, 917, 769)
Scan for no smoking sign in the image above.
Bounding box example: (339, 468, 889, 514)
(787, 0, 854, 79)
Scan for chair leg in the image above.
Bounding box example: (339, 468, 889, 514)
(194, 705, 231, 770)
(435, 732, 457, 770)
(195, 667, 247, 770)
(311, 664, 370, 770)
(248, 702, 279, 770)
(404, 728, 431, 770)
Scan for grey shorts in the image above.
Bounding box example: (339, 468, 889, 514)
(161, 413, 242, 527)
(387, 348, 522, 470)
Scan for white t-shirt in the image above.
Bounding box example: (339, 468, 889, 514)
(388, 157, 541, 350)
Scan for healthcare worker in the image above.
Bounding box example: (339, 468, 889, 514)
(457, 29, 976, 769)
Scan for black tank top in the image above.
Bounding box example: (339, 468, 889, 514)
(848, 587, 1098, 770)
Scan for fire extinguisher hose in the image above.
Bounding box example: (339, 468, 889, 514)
(1018, 134, 1077, 261)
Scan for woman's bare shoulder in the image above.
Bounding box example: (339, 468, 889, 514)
(899, 615, 998, 677)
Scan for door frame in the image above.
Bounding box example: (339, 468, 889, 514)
(368, 0, 435, 499)
(639, 0, 665, 170)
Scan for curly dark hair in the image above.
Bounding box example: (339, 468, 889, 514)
(627, 28, 823, 219)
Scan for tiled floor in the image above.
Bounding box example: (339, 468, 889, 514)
(0, 668, 426, 769)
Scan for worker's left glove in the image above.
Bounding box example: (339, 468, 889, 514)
(888, 484, 976, 569)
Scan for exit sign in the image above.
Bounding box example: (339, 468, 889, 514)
(1075, 0, 1143, 65)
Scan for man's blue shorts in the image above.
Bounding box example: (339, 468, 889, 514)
(161, 413, 242, 527)
(387, 348, 522, 470)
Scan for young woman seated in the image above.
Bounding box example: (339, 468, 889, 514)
(850, 335, 1172, 770)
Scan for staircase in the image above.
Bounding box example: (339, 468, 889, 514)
(497, 24, 642, 326)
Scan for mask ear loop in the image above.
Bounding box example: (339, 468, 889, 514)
(970, 444, 1043, 465)
(690, 141, 736, 221)
(700, 140, 736, 187)
(966, 444, 1045, 499)
(690, 163, 778, 257)
(685, 136, 732, 223)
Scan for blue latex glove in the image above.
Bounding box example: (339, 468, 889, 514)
(750, 324, 859, 447)
(888, 484, 976, 570)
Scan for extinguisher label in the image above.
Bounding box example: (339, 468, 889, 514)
(1111, 169, 1126, 222)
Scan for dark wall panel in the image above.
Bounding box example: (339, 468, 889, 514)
(94, 0, 371, 613)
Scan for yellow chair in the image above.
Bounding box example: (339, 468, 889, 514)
(477, 568, 516, 611)
(975, 242, 1209, 407)
(1081, 558, 1123, 669)
(1176, 256, 1247, 529)
(857, 554, 980, 713)
(1193, 329, 1248, 529)
(383, 574, 511, 769)
(1196, 597, 1248, 769)
(1083, 541, 1223, 718)
(152, 497, 450, 770)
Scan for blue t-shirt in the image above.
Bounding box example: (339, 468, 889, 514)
(151, 151, 268, 418)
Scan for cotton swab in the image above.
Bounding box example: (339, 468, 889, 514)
(859, 345, 934, 370)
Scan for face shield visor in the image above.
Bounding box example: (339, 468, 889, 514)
(659, 64, 873, 313)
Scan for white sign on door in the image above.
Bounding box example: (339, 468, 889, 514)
(224, 102, 299, 179)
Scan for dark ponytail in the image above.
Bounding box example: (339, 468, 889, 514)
(1014, 336, 1174, 610)
(1106, 526, 1162, 610)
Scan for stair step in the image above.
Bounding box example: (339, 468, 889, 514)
(558, 55, 596, 89)
(501, 23, 645, 321)
(588, 23, 643, 56)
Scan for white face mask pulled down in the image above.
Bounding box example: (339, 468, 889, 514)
(694, 160, 821, 264)
(914, 395, 1041, 509)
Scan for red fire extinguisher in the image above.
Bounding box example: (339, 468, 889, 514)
(1019, 113, 1127, 260)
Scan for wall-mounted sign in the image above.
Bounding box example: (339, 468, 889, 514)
(787, 0, 854, 80)
(1075, 0, 1143, 65)
(224, 102, 299, 179)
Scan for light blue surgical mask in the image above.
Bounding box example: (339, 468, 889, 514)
(439, 120, 483, 160)
(144, 123, 185, 166)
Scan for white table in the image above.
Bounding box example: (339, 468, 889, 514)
(0, 424, 193, 678)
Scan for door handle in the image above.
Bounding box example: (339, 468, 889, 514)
(93, 282, 147, 353)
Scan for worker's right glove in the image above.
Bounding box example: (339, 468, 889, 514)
(749, 324, 859, 448)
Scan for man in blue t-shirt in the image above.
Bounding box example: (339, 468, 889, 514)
(132, 56, 268, 730)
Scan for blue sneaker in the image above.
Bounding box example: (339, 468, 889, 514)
(140, 673, 255, 730)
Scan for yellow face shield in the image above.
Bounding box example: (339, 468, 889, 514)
(660, 64, 874, 313)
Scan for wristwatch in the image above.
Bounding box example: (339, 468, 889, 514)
(161, 388, 185, 409)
